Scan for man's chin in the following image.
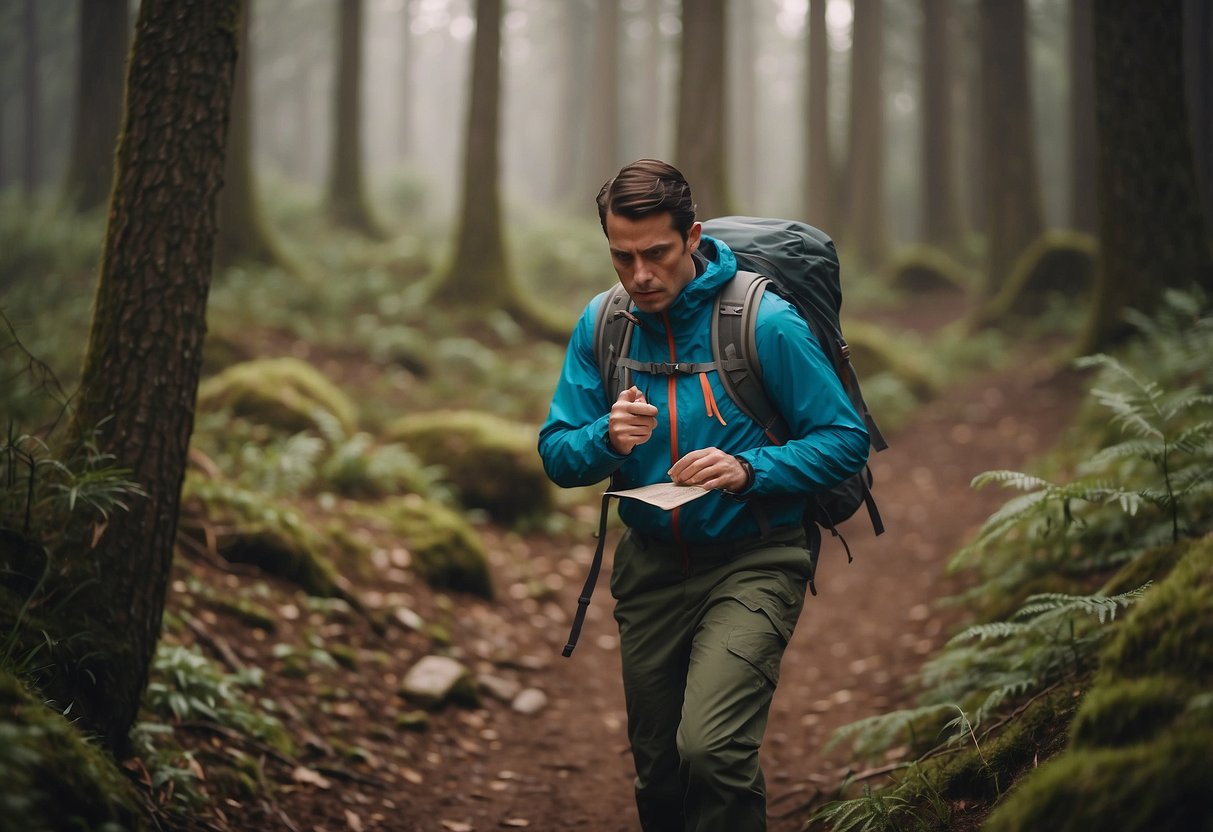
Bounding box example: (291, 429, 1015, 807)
(631, 294, 666, 313)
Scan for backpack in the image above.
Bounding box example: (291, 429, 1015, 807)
(561, 216, 887, 658)
(593, 216, 888, 591)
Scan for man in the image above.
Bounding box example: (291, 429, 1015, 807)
(538, 159, 870, 831)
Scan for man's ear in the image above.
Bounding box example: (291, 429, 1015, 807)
(687, 221, 702, 253)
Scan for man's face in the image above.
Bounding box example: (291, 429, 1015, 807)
(605, 210, 701, 314)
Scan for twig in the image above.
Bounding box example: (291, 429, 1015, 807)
(179, 610, 247, 674)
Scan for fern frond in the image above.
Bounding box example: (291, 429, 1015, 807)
(971, 470, 1051, 492)
(825, 704, 955, 756)
(1083, 439, 1164, 469)
(949, 621, 1032, 644)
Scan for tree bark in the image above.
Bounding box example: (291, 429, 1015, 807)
(63, 0, 128, 212)
(22, 0, 39, 197)
(804, 0, 833, 230)
(731, 0, 757, 210)
(920, 0, 962, 246)
(585, 0, 621, 192)
(1069, 0, 1098, 232)
(842, 0, 886, 268)
(978, 0, 1044, 294)
(327, 0, 379, 235)
(64, 0, 240, 753)
(433, 0, 511, 309)
(1081, 0, 1213, 351)
(1184, 0, 1212, 237)
(215, 0, 281, 268)
(553, 0, 592, 207)
(675, 0, 729, 220)
(398, 0, 414, 164)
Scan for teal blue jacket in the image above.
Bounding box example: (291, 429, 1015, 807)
(538, 236, 870, 544)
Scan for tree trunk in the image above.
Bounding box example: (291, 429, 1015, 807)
(553, 0, 592, 207)
(327, 0, 378, 235)
(215, 0, 281, 268)
(675, 0, 729, 220)
(63, 0, 240, 754)
(842, 0, 886, 268)
(978, 0, 1044, 294)
(22, 0, 39, 197)
(921, 0, 962, 246)
(63, 0, 128, 212)
(398, 0, 414, 165)
(1069, 0, 1098, 232)
(433, 0, 511, 309)
(1184, 0, 1212, 236)
(804, 0, 833, 230)
(730, 0, 757, 210)
(1081, 0, 1213, 351)
(585, 0, 620, 192)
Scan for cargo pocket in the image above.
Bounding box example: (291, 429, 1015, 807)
(726, 624, 784, 688)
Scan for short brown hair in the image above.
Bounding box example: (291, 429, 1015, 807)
(596, 159, 696, 241)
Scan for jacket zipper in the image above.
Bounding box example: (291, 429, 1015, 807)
(661, 312, 690, 573)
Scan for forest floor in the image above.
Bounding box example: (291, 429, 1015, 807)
(159, 295, 1084, 832)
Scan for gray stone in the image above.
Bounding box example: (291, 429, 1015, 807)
(511, 687, 548, 716)
(478, 674, 523, 703)
(400, 655, 473, 708)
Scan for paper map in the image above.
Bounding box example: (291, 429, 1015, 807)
(604, 482, 712, 511)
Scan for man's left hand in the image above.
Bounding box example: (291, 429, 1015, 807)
(668, 448, 750, 492)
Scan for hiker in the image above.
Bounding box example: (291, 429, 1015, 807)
(537, 158, 871, 831)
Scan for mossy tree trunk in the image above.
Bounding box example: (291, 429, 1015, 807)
(978, 0, 1044, 295)
(920, 0, 962, 247)
(585, 0, 621, 193)
(62, 0, 128, 213)
(63, 0, 240, 753)
(1069, 0, 1098, 233)
(842, 0, 886, 268)
(1081, 0, 1213, 352)
(215, 0, 282, 269)
(803, 0, 833, 231)
(675, 0, 730, 220)
(326, 0, 379, 236)
(432, 0, 512, 309)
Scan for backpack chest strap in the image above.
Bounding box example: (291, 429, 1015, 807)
(615, 357, 744, 376)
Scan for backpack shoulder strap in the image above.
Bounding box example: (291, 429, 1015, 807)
(592, 284, 636, 404)
(712, 271, 790, 445)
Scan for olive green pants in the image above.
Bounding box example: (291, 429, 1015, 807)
(611, 526, 811, 832)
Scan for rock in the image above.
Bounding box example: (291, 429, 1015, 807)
(478, 674, 523, 703)
(511, 688, 549, 716)
(400, 655, 479, 709)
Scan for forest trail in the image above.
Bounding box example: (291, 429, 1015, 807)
(168, 302, 1084, 832)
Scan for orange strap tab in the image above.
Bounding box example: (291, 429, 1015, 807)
(699, 372, 728, 426)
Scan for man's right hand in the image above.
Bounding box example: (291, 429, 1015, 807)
(608, 386, 658, 454)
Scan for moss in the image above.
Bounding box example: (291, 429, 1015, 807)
(0, 670, 147, 831)
(204, 594, 278, 633)
(196, 357, 358, 435)
(1100, 538, 1213, 683)
(356, 495, 493, 599)
(841, 321, 938, 401)
(974, 230, 1098, 328)
(932, 688, 1076, 803)
(1100, 538, 1191, 597)
(983, 731, 1213, 832)
(883, 244, 977, 294)
(384, 410, 552, 524)
(182, 477, 350, 602)
(1069, 675, 1195, 749)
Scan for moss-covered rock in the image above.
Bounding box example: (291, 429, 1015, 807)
(883, 244, 977, 294)
(0, 670, 146, 831)
(197, 357, 358, 435)
(1068, 675, 1195, 749)
(384, 410, 552, 523)
(354, 495, 493, 599)
(181, 476, 350, 602)
(1099, 538, 1213, 682)
(839, 321, 938, 401)
(974, 230, 1098, 328)
(982, 731, 1213, 832)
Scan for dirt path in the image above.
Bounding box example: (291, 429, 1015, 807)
(359, 351, 1084, 832)
(167, 312, 1084, 832)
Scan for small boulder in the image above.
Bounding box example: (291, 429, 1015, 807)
(400, 655, 479, 709)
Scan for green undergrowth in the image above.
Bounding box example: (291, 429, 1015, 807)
(813, 289, 1213, 832)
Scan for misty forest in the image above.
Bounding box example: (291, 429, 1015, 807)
(1, 0, 1212, 830)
